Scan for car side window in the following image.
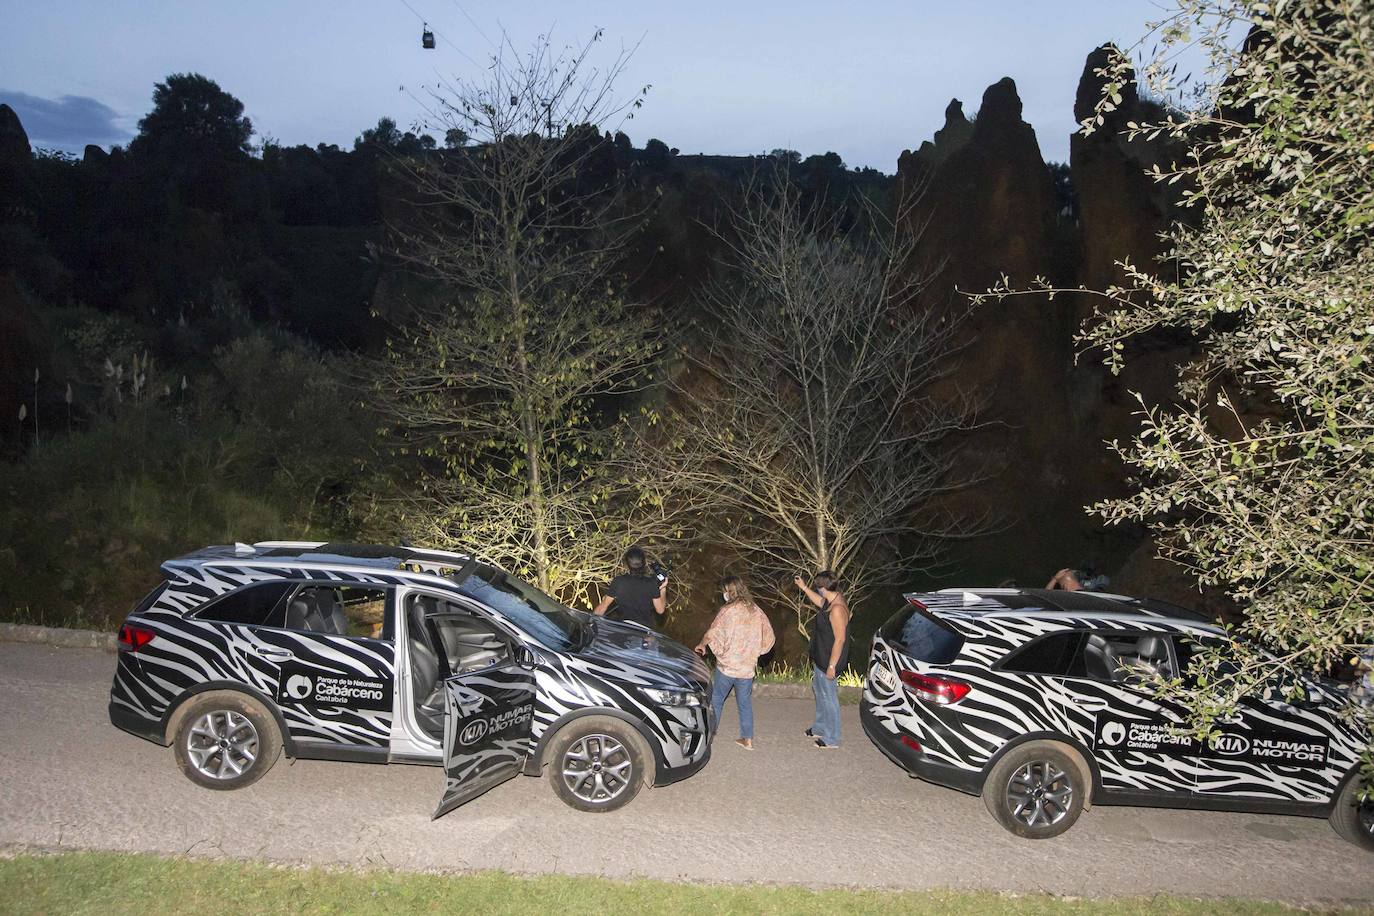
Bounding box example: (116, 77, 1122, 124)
(428, 614, 513, 677)
(194, 581, 292, 626)
(283, 585, 391, 640)
(1077, 631, 1179, 687)
(1000, 632, 1086, 677)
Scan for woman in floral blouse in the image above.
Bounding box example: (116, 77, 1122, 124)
(695, 576, 775, 750)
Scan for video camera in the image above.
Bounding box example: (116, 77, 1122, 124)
(649, 558, 672, 585)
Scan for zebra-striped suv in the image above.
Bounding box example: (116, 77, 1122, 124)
(861, 589, 1373, 850)
(108, 542, 712, 815)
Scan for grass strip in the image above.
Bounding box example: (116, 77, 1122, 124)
(0, 850, 1329, 916)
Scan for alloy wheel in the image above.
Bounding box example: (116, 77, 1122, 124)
(185, 710, 260, 780)
(1006, 759, 1075, 829)
(561, 733, 633, 804)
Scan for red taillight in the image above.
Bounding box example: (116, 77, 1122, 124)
(117, 623, 155, 652)
(900, 734, 923, 752)
(899, 669, 970, 705)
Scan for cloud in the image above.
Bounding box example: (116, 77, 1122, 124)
(0, 90, 133, 150)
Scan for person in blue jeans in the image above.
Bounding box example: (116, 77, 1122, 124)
(794, 571, 851, 748)
(695, 576, 775, 750)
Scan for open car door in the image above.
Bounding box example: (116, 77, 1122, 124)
(430, 615, 538, 819)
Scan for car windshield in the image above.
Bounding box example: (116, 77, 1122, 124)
(452, 564, 585, 651)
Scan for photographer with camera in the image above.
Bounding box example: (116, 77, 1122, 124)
(593, 546, 667, 629)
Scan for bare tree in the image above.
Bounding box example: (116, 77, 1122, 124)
(655, 176, 989, 619)
(373, 33, 675, 604)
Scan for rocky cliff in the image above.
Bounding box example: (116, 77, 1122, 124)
(895, 48, 1207, 605)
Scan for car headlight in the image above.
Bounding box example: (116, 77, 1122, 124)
(642, 686, 703, 707)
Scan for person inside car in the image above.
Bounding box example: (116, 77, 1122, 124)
(1045, 563, 1110, 592)
(593, 546, 667, 629)
(695, 575, 775, 750)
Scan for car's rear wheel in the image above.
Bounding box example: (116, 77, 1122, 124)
(171, 691, 282, 791)
(545, 716, 653, 813)
(983, 741, 1086, 839)
(1329, 772, 1374, 852)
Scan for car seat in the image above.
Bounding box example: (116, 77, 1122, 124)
(1133, 635, 1173, 680)
(440, 616, 508, 674)
(319, 589, 348, 636)
(406, 597, 445, 739)
(1083, 635, 1120, 681)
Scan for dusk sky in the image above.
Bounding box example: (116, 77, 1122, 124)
(2, 1, 1179, 170)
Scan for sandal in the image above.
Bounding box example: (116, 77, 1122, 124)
(735, 738, 755, 751)
(813, 738, 838, 749)
(804, 728, 815, 738)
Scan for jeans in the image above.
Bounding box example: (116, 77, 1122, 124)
(811, 665, 840, 746)
(710, 670, 755, 740)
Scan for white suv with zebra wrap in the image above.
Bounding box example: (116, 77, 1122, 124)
(860, 588, 1373, 850)
(108, 542, 712, 815)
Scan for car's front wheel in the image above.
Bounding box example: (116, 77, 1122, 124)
(171, 691, 282, 791)
(545, 716, 653, 813)
(1329, 772, 1374, 853)
(983, 741, 1087, 839)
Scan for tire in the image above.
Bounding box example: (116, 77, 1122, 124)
(171, 691, 282, 791)
(545, 715, 653, 813)
(1328, 771, 1374, 853)
(982, 741, 1087, 839)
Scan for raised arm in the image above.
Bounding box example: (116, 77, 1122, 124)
(793, 575, 825, 608)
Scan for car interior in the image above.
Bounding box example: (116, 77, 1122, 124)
(284, 587, 350, 636)
(407, 596, 447, 740)
(405, 594, 513, 741)
(1083, 633, 1176, 685)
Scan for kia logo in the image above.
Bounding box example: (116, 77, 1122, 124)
(1212, 733, 1251, 756)
(459, 720, 488, 746)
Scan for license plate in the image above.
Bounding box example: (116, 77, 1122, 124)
(871, 662, 896, 690)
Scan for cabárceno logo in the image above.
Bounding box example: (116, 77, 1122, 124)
(275, 662, 392, 712)
(285, 674, 314, 700)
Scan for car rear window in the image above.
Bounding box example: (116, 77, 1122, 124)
(879, 606, 965, 664)
(999, 631, 1086, 677)
(194, 581, 293, 627)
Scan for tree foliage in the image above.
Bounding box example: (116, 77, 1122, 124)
(375, 34, 678, 606)
(652, 174, 988, 619)
(130, 73, 254, 160)
(1049, 0, 1372, 737)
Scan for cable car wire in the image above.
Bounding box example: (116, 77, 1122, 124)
(449, 0, 494, 50)
(395, 0, 483, 68)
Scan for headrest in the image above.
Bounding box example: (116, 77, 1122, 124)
(1136, 635, 1168, 659)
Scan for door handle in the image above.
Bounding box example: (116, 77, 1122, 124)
(1079, 700, 1108, 712)
(1216, 714, 1242, 725)
(256, 647, 295, 662)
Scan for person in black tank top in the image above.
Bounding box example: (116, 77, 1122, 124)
(793, 570, 850, 748)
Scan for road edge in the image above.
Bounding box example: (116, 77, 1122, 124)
(0, 622, 118, 652)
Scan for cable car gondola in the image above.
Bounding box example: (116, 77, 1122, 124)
(421, 24, 435, 49)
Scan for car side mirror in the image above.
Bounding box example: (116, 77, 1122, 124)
(514, 644, 537, 670)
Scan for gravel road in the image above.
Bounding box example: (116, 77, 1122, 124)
(0, 643, 1370, 905)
